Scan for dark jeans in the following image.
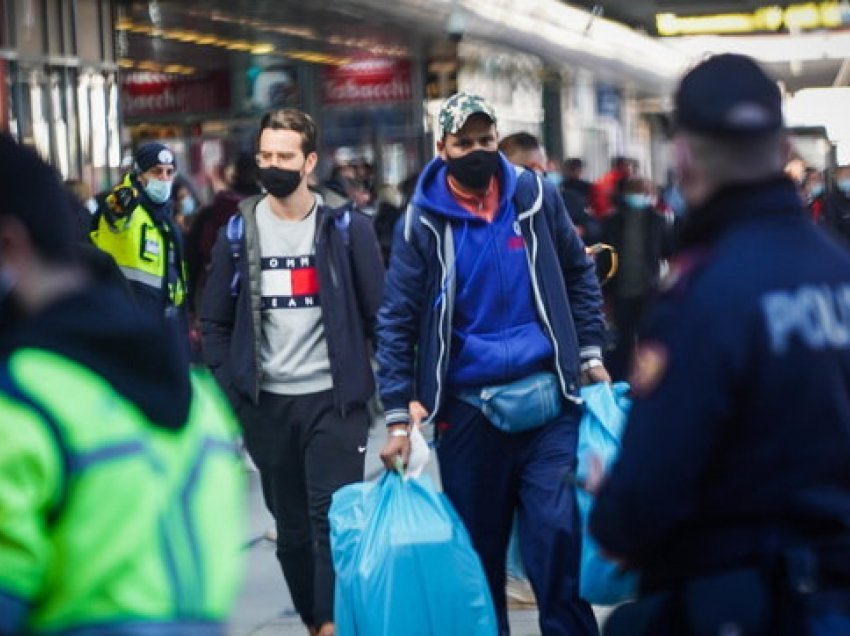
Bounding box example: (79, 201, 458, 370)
(436, 397, 599, 636)
(240, 390, 369, 627)
(607, 294, 650, 382)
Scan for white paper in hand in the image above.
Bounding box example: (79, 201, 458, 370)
(405, 425, 430, 480)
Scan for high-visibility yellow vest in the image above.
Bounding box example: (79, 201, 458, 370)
(90, 174, 187, 308)
(0, 348, 244, 633)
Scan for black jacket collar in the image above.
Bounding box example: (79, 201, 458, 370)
(678, 176, 804, 250)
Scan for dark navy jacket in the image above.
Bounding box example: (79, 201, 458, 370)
(200, 196, 385, 414)
(376, 155, 606, 427)
(591, 178, 850, 591)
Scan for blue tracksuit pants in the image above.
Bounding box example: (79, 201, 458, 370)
(436, 397, 599, 636)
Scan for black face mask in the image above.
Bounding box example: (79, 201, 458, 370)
(445, 149, 499, 190)
(259, 166, 303, 199)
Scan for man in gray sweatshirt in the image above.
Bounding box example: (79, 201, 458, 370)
(201, 109, 385, 636)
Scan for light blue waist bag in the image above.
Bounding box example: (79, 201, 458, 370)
(457, 371, 563, 433)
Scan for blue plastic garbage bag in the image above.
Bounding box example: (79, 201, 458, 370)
(576, 381, 638, 605)
(330, 472, 497, 636)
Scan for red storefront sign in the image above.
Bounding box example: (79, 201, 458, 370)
(120, 70, 231, 117)
(322, 58, 412, 106)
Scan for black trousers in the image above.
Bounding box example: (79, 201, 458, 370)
(240, 390, 369, 627)
(607, 294, 651, 382)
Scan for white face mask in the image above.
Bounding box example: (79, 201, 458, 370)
(623, 193, 654, 209)
(180, 196, 196, 216)
(144, 178, 173, 204)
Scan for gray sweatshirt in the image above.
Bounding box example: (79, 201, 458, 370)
(255, 196, 333, 395)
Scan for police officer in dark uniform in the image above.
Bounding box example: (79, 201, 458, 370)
(591, 54, 850, 635)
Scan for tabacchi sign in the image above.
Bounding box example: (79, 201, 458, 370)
(120, 71, 231, 117)
(322, 58, 412, 106)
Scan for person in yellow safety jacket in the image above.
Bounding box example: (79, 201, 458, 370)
(90, 142, 189, 341)
(0, 134, 245, 635)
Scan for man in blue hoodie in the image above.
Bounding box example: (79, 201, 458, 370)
(377, 93, 609, 635)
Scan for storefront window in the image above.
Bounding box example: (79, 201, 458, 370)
(107, 72, 121, 172)
(28, 69, 51, 159)
(77, 71, 91, 164)
(90, 73, 106, 169)
(49, 70, 70, 177)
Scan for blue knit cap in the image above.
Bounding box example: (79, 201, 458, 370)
(134, 142, 175, 173)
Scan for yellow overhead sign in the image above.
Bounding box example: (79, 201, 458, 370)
(657, 2, 847, 36)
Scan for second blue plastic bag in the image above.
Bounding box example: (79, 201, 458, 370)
(576, 381, 639, 605)
(330, 472, 497, 636)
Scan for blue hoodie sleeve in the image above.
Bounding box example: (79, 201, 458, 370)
(543, 181, 606, 359)
(376, 214, 429, 426)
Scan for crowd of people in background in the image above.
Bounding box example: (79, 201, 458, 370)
(61, 135, 850, 387)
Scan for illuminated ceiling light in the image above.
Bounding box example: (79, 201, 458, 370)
(224, 40, 252, 51)
(821, 3, 844, 27)
(172, 30, 199, 42)
(656, 12, 756, 36)
(785, 4, 822, 29)
(755, 6, 785, 30)
(118, 58, 135, 68)
(251, 43, 275, 55)
(162, 63, 196, 74)
(196, 35, 216, 44)
(283, 50, 348, 64)
(116, 18, 132, 30)
(658, 2, 849, 35)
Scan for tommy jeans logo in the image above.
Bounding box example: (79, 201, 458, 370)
(261, 255, 320, 309)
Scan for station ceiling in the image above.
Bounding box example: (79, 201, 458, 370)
(118, 1, 847, 92)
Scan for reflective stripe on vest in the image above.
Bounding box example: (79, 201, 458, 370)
(117, 266, 162, 289)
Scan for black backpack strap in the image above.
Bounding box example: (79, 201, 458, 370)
(226, 214, 244, 298)
(334, 205, 352, 247)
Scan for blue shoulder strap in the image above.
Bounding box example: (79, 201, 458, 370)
(334, 206, 351, 247)
(226, 214, 244, 298)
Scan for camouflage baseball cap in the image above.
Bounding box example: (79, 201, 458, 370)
(438, 92, 497, 138)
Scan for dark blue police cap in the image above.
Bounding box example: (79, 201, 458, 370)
(675, 54, 783, 137)
(133, 142, 175, 173)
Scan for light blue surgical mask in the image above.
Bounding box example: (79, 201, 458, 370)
(838, 178, 850, 194)
(144, 178, 173, 204)
(180, 196, 197, 216)
(544, 171, 563, 188)
(623, 193, 654, 209)
(809, 183, 824, 198)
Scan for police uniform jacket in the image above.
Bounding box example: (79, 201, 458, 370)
(591, 177, 850, 592)
(90, 174, 188, 320)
